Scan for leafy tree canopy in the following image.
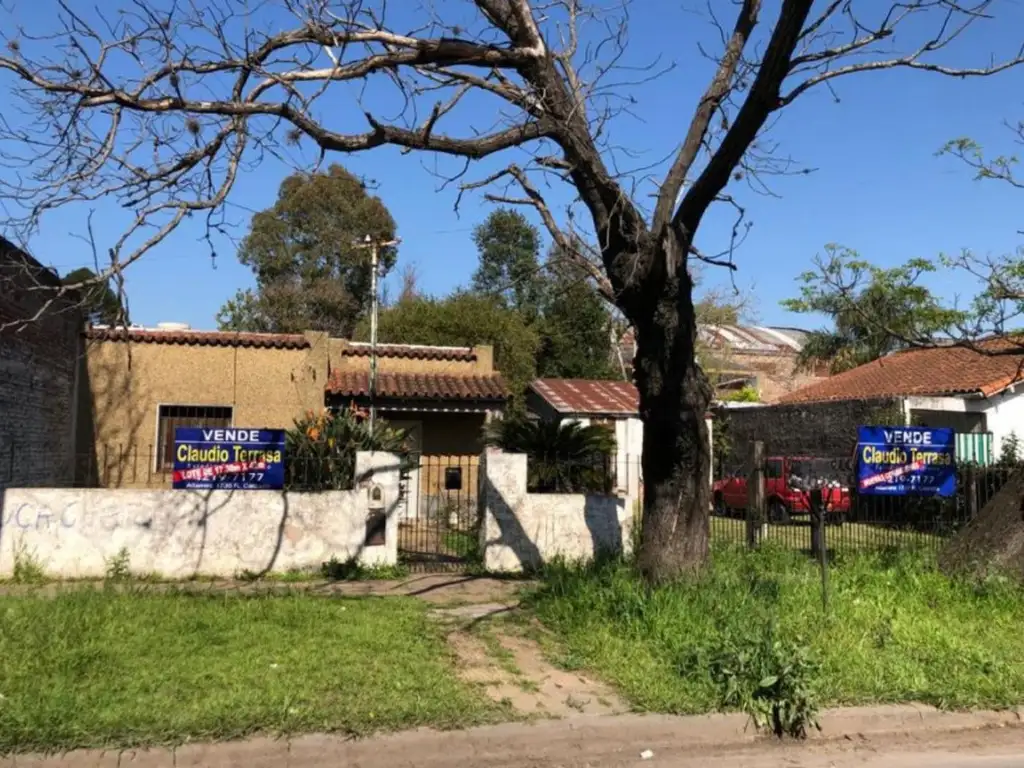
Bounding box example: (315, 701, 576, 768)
(218, 165, 397, 336)
(63, 267, 123, 325)
(782, 245, 963, 373)
(354, 290, 540, 398)
(471, 209, 545, 322)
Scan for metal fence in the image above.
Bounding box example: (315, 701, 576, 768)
(711, 456, 1017, 554)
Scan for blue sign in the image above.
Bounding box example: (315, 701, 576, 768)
(172, 427, 285, 490)
(856, 426, 956, 497)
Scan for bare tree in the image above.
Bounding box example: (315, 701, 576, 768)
(1, 0, 1022, 581)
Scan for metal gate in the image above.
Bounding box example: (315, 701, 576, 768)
(397, 454, 483, 571)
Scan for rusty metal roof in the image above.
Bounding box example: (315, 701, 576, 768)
(530, 378, 639, 416)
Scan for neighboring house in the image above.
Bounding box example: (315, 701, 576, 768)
(76, 326, 508, 494)
(527, 378, 714, 496)
(0, 237, 83, 488)
(617, 325, 828, 403)
(721, 341, 1021, 464)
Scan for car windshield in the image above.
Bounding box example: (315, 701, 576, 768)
(788, 459, 846, 488)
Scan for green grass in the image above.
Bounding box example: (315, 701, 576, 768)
(0, 588, 504, 752)
(710, 516, 944, 552)
(526, 544, 1024, 715)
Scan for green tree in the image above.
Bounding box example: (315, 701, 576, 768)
(62, 267, 123, 325)
(535, 254, 617, 379)
(471, 209, 544, 322)
(218, 165, 397, 336)
(356, 291, 540, 397)
(782, 246, 963, 373)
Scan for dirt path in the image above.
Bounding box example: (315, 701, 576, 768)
(432, 602, 628, 718)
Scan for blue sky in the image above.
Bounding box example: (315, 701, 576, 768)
(5, 0, 1024, 332)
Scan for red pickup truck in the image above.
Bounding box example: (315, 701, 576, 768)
(713, 456, 851, 523)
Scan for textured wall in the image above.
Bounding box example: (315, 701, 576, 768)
(480, 450, 636, 572)
(0, 451, 402, 578)
(0, 242, 82, 489)
(719, 398, 904, 466)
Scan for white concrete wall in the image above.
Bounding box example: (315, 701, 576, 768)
(906, 390, 1024, 458)
(480, 450, 637, 573)
(0, 451, 402, 579)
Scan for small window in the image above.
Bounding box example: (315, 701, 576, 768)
(156, 404, 232, 469)
(765, 459, 783, 479)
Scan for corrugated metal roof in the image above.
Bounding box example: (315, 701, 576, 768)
(530, 379, 639, 416)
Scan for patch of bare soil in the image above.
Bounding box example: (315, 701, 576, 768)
(444, 619, 626, 718)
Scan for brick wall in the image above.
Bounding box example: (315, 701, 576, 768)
(716, 397, 905, 467)
(0, 239, 82, 488)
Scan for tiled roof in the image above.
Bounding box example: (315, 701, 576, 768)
(326, 370, 508, 401)
(85, 327, 311, 349)
(778, 341, 1024, 405)
(530, 378, 639, 416)
(340, 342, 477, 362)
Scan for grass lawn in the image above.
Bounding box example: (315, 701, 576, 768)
(526, 545, 1024, 715)
(0, 588, 503, 752)
(710, 515, 944, 553)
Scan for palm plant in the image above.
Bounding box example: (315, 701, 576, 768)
(485, 416, 616, 493)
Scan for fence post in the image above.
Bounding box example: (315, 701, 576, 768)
(746, 441, 765, 550)
(966, 464, 979, 521)
(809, 487, 830, 612)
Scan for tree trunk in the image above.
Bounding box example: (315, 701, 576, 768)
(631, 236, 714, 584)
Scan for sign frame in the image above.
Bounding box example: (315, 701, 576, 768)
(856, 425, 956, 497)
(172, 427, 286, 490)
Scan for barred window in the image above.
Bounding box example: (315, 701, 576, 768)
(156, 405, 232, 469)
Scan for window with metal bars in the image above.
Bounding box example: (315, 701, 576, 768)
(155, 404, 233, 469)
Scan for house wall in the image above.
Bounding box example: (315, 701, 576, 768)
(0, 452, 401, 578)
(905, 391, 1024, 458)
(0, 242, 83, 489)
(967, 390, 1024, 458)
(719, 397, 905, 467)
(77, 333, 329, 488)
(479, 449, 637, 572)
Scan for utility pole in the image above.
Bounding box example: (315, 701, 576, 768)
(353, 234, 401, 435)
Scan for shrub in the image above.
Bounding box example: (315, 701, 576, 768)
(285, 405, 408, 491)
(485, 416, 616, 493)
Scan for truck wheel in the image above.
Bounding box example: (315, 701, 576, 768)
(768, 500, 790, 524)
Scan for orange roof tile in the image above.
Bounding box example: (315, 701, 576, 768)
(326, 371, 508, 401)
(777, 341, 1024, 405)
(84, 327, 311, 349)
(340, 342, 476, 362)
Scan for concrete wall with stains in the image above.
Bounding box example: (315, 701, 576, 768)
(0, 452, 402, 579)
(479, 449, 637, 573)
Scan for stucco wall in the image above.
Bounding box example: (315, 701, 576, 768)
(0, 242, 83, 489)
(78, 334, 329, 487)
(480, 450, 636, 572)
(0, 451, 402, 579)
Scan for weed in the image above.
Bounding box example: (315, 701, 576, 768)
(709, 624, 820, 738)
(320, 556, 408, 581)
(11, 545, 45, 584)
(104, 548, 132, 582)
(235, 568, 262, 582)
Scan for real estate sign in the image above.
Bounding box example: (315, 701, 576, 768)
(856, 426, 956, 497)
(172, 428, 285, 490)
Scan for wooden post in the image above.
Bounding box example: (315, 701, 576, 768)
(746, 441, 765, 549)
(809, 487, 830, 612)
(966, 464, 979, 521)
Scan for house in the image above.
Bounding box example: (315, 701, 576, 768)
(0, 237, 83, 488)
(617, 325, 829, 403)
(75, 326, 508, 494)
(720, 340, 1022, 464)
(527, 378, 714, 495)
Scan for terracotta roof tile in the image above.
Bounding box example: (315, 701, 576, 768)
(530, 378, 639, 416)
(340, 342, 476, 362)
(85, 327, 311, 350)
(326, 370, 508, 401)
(778, 340, 1024, 405)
